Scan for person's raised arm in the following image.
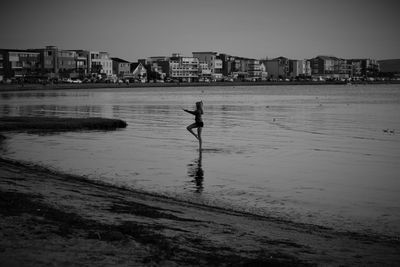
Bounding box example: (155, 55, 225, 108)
(183, 109, 196, 115)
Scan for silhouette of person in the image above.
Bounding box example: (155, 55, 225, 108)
(183, 101, 203, 151)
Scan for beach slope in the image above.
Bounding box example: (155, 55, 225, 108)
(1, 157, 399, 266)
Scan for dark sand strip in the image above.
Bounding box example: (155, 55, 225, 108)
(0, 117, 127, 132)
(0, 157, 399, 266)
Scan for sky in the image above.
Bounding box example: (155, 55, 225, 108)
(1, 0, 399, 61)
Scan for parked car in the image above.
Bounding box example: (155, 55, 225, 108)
(71, 79, 82, 84)
(223, 77, 234, 82)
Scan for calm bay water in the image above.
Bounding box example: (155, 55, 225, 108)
(1, 85, 400, 235)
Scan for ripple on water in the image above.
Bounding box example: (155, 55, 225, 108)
(1, 85, 400, 236)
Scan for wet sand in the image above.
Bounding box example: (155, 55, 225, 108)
(1, 156, 399, 266)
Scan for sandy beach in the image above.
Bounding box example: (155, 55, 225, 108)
(1, 154, 399, 266)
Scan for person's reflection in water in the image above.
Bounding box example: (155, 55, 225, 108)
(187, 150, 204, 193)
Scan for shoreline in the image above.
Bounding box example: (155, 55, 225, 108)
(1, 80, 399, 92)
(1, 156, 400, 266)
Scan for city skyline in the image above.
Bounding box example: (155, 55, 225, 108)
(1, 0, 399, 62)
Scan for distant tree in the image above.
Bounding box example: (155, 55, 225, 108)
(92, 64, 103, 74)
(147, 69, 162, 81)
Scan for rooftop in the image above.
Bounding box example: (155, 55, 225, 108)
(111, 57, 130, 63)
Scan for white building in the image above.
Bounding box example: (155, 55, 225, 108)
(259, 62, 268, 80)
(169, 53, 199, 82)
(247, 59, 262, 79)
(90, 51, 113, 76)
(199, 62, 211, 77)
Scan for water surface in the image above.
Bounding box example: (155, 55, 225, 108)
(1, 85, 400, 235)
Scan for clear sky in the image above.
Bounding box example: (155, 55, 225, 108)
(1, 0, 399, 61)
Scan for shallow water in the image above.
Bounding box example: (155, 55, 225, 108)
(1, 85, 400, 235)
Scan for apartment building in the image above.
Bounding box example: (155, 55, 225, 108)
(289, 59, 311, 78)
(30, 46, 59, 76)
(262, 57, 289, 79)
(310, 56, 353, 79)
(169, 53, 199, 82)
(29, 46, 87, 78)
(361, 59, 380, 76)
(247, 59, 262, 79)
(310, 56, 334, 76)
(1, 45, 384, 82)
(73, 50, 89, 76)
(192, 52, 223, 79)
(0, 49, 41, 80)
(219, 54, 236, 76)
(31, 46, 88, 78)
(348, 60, 362, 77)
(147, 56, 169, 63)
(57, 50, 76, 77)
(198, 62, 211, 78)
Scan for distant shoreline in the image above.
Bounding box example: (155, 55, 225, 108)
(1, 80, 399, 92)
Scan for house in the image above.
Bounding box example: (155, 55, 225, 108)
(130, 62, 147, 82)
(140, 57, 169, 81)
(89, 51, 113, 76)
(73, 50, 89, 77)
(111, 57, 131, 78)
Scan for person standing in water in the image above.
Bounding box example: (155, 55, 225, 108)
(183, 101, 204, 150)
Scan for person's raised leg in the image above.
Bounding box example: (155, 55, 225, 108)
(187, 123, 199, 140)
